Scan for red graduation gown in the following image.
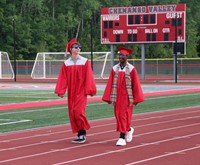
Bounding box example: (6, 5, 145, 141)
(55, 56, 96, 133)
(102, 63, 144, 134)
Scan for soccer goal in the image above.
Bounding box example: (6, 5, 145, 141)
(31, 52, 111, 79)
(0, 51, 14, 79)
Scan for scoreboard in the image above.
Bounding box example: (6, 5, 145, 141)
(100, 4, 186, 44)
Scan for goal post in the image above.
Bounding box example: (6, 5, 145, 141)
(0, 51, 14, 79)
(31, 52, 111, 79)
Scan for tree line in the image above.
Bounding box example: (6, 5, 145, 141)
(0, 0, 200, 60)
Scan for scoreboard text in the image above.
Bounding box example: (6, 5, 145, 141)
(100, 4, 186, 44)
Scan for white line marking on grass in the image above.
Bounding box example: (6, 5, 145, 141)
(0, 120, 32, 126)
(0, 106, 68, 115)
(0, 119, 12, 121)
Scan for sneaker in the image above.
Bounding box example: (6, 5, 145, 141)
(116, 138, 126, 146)
(125, 127, 134, 142)
(72, 135, 86, 144)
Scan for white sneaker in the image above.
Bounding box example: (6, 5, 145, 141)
(126, 127, 134, 142)
(116, 138, 126, 146)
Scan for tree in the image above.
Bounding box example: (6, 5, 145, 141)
(0, 0, 199, 59)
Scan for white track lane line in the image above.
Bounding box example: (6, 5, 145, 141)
(125, 145, 200, 165)
(53, 132, 200, 165)
(0, 121, 200, 163)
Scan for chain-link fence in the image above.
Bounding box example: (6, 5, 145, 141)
(8, 58, 200, 82)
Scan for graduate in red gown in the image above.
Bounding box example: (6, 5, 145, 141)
(102, 46, 144, 146)
(55, 38, 96, 144)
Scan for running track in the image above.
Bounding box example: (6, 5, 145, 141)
(0, 106, 200, 165)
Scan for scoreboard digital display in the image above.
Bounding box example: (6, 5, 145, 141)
(100, 4, 186, 44)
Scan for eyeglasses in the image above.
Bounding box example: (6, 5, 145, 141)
(71, 46, 81, 49)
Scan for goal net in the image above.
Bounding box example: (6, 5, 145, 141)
(0, 51, 14, 79)
(31, 52, 112, 79)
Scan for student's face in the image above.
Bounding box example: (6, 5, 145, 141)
(118, 53, 127, 64)
(71, 44, 81, 54)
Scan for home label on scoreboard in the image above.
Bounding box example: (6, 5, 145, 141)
(100, 4, 186, 44)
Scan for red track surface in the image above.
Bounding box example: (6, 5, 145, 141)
(0, 106, 200, 164)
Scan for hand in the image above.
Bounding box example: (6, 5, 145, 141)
(58, 94, 64, 98)
(108, 101, 112, 104)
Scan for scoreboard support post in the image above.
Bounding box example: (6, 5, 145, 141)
(110, 45, 114, 67)
(141, 44, 145, 80)
(174, 54, 178, 83)
(174, 13, 178, 83)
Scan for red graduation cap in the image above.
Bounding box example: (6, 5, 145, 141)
(118, 47, 133, 56)
(65, 38, 80, 54)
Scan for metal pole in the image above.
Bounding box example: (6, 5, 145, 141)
(90, 12, 94, 70)
(174, 13, 178, 83)
(0, 52, 2, 78)
(13, 18, 17, 82)
(43, 53, 46, 78)
(110, 45, 114, 67)
(141, 44, 145, 80)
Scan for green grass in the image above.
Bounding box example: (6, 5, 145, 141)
(0, 88, 103, 104)
(0, 89, 56, 104)
(0, 92, 199, 133)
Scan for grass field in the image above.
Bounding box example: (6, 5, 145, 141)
(0, 88, 103, 104)
(0, 86, 199, 133)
